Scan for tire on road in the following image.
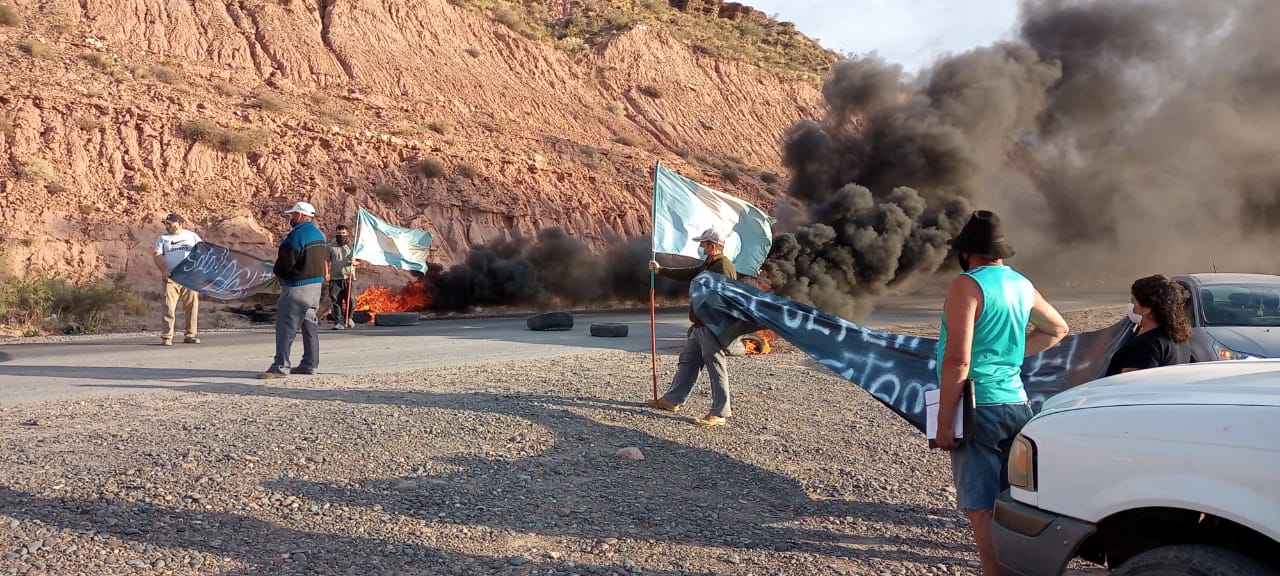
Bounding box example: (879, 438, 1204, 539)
(351, 310, 373, 325)
(527, 311, 573, 331)
(374, 312, 420, 326)
(1111, 545, 1274, 576)
(589, 322, 629, 337)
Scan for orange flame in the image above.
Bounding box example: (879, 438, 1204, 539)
(355, 280, 430, 319)
(744, 329, 779, 355)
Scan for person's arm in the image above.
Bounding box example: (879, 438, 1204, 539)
(153, 237, 170, 278)
(1025, 289, 1070, 356)
(647, 260, 706, 282)
(936, 274, 981, 451)
(273, 237, 296, 279)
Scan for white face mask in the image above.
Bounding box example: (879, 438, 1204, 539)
(1126, 303, 1144, 325)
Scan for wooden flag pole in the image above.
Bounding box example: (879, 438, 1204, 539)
(649, 162, 661, 402)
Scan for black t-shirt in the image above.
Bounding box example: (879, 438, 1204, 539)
(1105, 326, 1191, 376)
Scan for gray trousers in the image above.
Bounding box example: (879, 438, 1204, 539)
(661, 325, 731, 417)
(272, 283, 322, 372)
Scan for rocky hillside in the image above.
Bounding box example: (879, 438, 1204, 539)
(0, 0, 830, 287)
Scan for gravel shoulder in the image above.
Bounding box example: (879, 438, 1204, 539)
(0, 308, 1122, 576)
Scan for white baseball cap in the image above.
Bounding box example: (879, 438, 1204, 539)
(284, 201, 316, 217)
(692, 227, 726, 246)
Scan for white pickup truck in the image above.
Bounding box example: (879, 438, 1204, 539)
(992, 360, 1280, 576)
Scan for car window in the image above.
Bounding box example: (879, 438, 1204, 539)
(1200, 283, 1280, 326)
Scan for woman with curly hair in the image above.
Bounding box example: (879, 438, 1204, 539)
(1106, 274, 1193, 375)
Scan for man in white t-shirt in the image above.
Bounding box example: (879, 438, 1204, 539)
(153, 213, 203, 346)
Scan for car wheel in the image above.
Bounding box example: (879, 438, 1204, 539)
(373, 312, 420, 326)
(1112, 545, 1275, 576)
(527, 311, 573, 331)
(589, 322, 628, 337)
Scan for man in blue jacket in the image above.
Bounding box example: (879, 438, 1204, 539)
(258, 202, 329, 379)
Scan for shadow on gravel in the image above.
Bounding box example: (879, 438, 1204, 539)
(0, 365, 248, 382)
(130, 381, 968, 569)
(0, 484, 714, 576)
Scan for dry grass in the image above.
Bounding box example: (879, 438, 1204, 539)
(19, 39, 55, 60)
(411, 157, 446, 179)
(613, 134, 639, 147)
(77, 116, 104, 131)
(456, 163, 479, 180)
(18, 158, 55, 182)
(606, 101, 626, 115)
(249, 92, 289, 112)
(427, 120, 452, 136)
(178, 119, 268, 154)
(464, 47, 482, 58)
(320, 109, 357, 126)
(0, 113, 14, 138)
(46, 182, 68, 194)
(637, 84, 663, 98)
(373, 183, 399, 204)
(0, 4, 20, 27)
(210, 81, 242, 97)
(80, 52, 114, 71)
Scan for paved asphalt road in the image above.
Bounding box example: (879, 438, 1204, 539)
(0, 293, 1123, 405)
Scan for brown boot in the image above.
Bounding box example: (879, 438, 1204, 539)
(648, 397, 680, 412)
(694, 414, 727, 427)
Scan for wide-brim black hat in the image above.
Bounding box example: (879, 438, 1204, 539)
(947, 209, 1015, 260)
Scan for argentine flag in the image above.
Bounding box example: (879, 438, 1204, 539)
(352, 207, 433, 272)
(651, 163, 774, 276)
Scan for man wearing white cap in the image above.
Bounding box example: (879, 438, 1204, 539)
(258, 201, 328, 379)
(646, 227, 737, 426)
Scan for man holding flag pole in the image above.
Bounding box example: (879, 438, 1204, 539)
(648, 161, 773, 427)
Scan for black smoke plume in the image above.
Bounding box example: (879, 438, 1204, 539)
(766, 0, 1280, 316)
(428, 228, 686, 312)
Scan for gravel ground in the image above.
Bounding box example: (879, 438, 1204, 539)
(0, 308, 1123, 576)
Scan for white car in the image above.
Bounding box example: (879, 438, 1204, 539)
(991, 360, 1280, 576)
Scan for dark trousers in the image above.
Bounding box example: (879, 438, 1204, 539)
(326, 279, 351, 323)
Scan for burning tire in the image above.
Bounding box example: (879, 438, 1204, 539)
(374, 312, 420, 326)
(527, 311, 573, 331)
(589, 322, 629, 337)
(725, 334, 765, 356)
(351, 310, 373, 325)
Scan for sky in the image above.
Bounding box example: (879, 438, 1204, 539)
(746, 0, 1021, 74)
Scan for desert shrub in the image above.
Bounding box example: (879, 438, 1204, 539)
(80, 52, 113, 70)
(760, 171, 780, 184)
(720, 168, 742, 185)
(210, 81, 242, 97)
(0, 113, 13, 138)
(46, 182, 68, 194)
(613, 134, 639, 147)
(77, 116, 104, 130)
(464, 47, 481, 58)
(427, 120, 452, 136)
(249, 92, 289, 112)
(411, 157, 446, 179)
(320, 109, 357, 125)
(18, 158, 55, 182)
(638, 84, 663, 98)
(148, 65, 182, 84)
(605, 101, 625, 115)
(373, 183, 399, 203)
(0, 271, 137, 335)
(178, 120, 268, 154)
(0, 4, 21, 27)
(19, 39, 55, 60)
(456, 163, 479, 179)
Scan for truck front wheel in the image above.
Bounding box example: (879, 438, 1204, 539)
(1113, 545, 1275, 576)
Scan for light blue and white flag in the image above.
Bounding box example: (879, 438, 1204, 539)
(651, 163, 773, 276)
(353, 207, 433, 272)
